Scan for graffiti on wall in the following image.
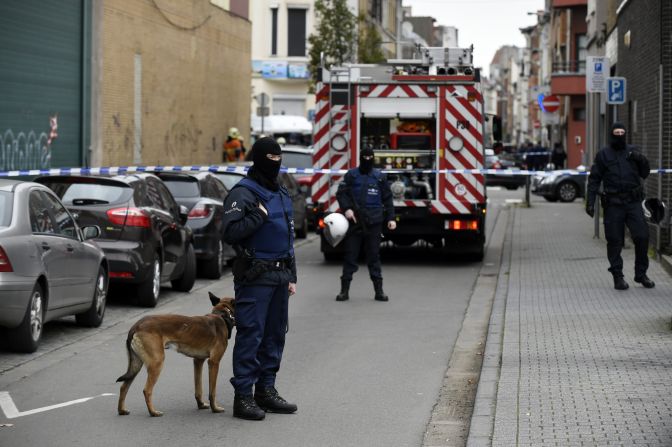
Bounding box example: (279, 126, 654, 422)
(0, 116, 57, 171)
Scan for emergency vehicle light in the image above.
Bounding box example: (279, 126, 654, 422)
(445, 220, 478, 231)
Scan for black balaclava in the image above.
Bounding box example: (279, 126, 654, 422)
(248, 137, 282, 191)
(610, 122, 627, 151)
(359, 147, 374, 174)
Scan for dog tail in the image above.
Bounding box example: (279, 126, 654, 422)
(116, 326, 143, 383)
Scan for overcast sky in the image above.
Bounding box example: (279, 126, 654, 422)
(403, 0, 545, 76)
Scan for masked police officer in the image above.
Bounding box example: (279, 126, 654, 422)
(335, 147, 396, 302)
(222, 137, 298, 420)
(586, 122, 655, 290)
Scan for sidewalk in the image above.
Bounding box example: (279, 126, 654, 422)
(468, 197, 672, 446)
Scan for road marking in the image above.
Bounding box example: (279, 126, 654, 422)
(0, 391, 115, 419)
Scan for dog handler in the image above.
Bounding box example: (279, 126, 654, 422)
(222, 137, 298, 420)
(335, 147, 396, 302)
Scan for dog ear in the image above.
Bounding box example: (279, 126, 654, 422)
(208, 291, 220, 306)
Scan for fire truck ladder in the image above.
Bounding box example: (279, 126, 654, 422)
(327, 66, 352, 189)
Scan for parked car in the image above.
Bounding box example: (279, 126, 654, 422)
(0, 179, 108, 352)
(531, 168, 587, 202)
(280, 145, 319, 230)
(36, 174, 196, 307)
(216, 163, 308, 238)
(154, 172, 235, 279)
(484, 148, 526, 190)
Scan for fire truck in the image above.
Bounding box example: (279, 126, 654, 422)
(312, 45, 490, 261)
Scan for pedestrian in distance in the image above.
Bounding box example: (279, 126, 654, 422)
(585, 122, 655, 291)
(224, 127, 245, 162)
(551, 142, 567, 170)
(222, 137, 298, 420)
(335, 147, 396, 302)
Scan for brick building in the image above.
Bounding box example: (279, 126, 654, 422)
(93, 0, 251, 167)
(614, 0, 672, 252)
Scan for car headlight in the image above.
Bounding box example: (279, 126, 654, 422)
(448, 136, 463, 152)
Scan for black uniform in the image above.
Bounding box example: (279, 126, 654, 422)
(586, 123, 650, 283)
(335, 147, 394, 301)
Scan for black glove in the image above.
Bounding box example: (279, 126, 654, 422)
(585, 204, 595, 218)
(627, 151, 645, 164)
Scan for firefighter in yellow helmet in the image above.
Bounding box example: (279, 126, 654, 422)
(224, 127, 245, 162)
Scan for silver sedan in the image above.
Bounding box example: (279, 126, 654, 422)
(0, 180, 108, 353)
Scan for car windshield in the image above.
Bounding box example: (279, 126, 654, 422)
(57, 182, 132, 205)
(162, 180, 200, 198)
(282, 152, 313, 169)
(216, 173, 245, 190)
(0, 191, 12, 227)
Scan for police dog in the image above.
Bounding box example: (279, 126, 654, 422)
(116, 292, 235, 417)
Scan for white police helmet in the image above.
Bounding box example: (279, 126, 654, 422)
(323, 213, 349, 247)
(642, 198, 667, 225)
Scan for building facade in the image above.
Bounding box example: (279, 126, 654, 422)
(98, 0, 251, 166)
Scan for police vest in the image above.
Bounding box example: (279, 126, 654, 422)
(600, 145, 642, 193)
(349, 169, 384, 224)
(236, 178, 294, 260)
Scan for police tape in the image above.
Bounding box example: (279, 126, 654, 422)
(1, 165, 672, 178)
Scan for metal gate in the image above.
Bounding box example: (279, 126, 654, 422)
(0, 0, 87, 171)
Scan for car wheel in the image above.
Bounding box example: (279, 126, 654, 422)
(8, 283, 44, 353)
(543, 195, 559, 202)
(557, 181, 578, 202)
(201, 240, 224, 280)
(172, 243, 196, 292)
(76, 266, 108, 327)
(136, 254, 161, 307)
(296, 216, 308, 239)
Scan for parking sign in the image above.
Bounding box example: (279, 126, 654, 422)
(586, 56, 609, 92)
(607, 77, 626, 104)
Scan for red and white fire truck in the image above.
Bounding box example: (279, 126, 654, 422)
(312, 46, 490, 261)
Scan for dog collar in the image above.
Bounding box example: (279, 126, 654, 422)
(212, 309, 235, 339)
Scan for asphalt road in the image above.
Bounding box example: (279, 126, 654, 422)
(0, 188, 516, 447)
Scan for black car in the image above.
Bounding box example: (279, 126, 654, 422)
(155, 172, 235, 279)
(36, 174, 196, 307)
(216, 165, 308, 238)
(531, 169, 587, 202)
(484, 148, 526, 190)
(281, 146, 318, 231)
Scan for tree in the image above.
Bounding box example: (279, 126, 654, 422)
(308, 0, 357, 86)
(357, 15, 386, 64)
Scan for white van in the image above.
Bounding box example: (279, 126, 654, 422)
(250, 114, 312, 147)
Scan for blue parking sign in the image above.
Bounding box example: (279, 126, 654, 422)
(607, 77, 626, 104)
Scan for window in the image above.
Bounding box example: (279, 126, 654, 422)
(0, 191, 12, 228)
(211, 177, 229, 199)
(40, 191, 78, 239)
(154, 181, 179, 217)
(573, 107, 586, 122)
(271, 8, 278, 56)
(163, 180, 200, 198)
(369, 0, 382, 21)
(575, 34, 587, 72)
(29, 191, 54, 234)
(287, 8, 306, 57)
(145, 179, 167, 211)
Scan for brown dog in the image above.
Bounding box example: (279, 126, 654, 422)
(116, 292, 235, 417)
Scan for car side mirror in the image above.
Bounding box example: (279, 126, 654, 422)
(179, 205, 189, 225)
(82, 225, 101, 240)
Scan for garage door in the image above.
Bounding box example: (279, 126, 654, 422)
(0, 0, 86, 171)
(273, 98, 305, 117)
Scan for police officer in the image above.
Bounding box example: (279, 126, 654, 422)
(586, 122, 655, 290)
(222, 137, 298, 420)
(335, 147, 396, 302)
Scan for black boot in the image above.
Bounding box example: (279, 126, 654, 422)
(373, 278, 388, 301)
(254, 387, 297, 414)
(634, 275, 655, 288)
(614, 276, 629, 290)
(336, 277, 350, 301)
(233, 394, 265, 420)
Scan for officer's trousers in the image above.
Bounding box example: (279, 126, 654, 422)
(603, 201, 649, 278)
(230, 283, 289, 396)
(341, 223, 383, 281)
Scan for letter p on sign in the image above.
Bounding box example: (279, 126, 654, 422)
(607, 77, 626, 104)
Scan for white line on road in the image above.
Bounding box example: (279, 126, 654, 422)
(0, 391, 115, 419)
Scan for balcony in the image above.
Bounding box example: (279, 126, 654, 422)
(552, 0, 587, 7)
(551, 61, 586, 95)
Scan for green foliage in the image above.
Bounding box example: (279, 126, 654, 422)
(358, 15, 386, 64)
(308, 0, 357, 87)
